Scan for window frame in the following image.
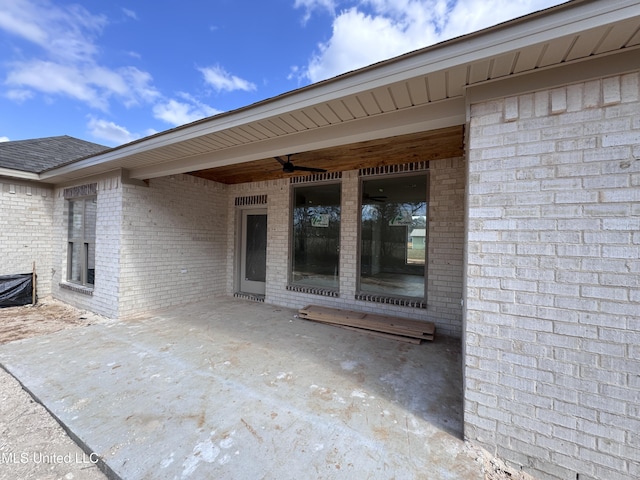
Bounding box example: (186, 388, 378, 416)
(288, 180, 342, 292)
(357, 171, 429, 301)
(66, 195, 97, 288)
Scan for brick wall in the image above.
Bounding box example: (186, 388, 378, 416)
(428, 157, 466, 332)
(118, 174, 227, 317)
(44, 157, 464, 329)
(465, 73, 640, 480)
(228, 159, 466, 337)
(51, 176, 122, 318)
(0, 179, 53, 297)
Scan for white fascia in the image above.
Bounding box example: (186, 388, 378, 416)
(40, 0, 640, 181)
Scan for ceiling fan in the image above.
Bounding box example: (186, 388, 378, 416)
(274, 154, 327, 174)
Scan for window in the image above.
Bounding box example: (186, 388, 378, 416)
(359, 173, 428, 299)
(67, 196, 97, 287)
(291, 183, 341, 290)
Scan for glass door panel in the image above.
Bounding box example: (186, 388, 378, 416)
(239, 209, 267, 295)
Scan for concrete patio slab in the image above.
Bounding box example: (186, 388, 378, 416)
(0, 298, 482, 479)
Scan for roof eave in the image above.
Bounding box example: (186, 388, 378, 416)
(0, 167, 41, 181)
(40, 0, 640, 183)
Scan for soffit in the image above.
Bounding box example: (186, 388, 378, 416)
(190, 126, 464, 184)
(40, 0, 640, 184)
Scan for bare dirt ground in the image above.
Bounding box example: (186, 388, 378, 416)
(0, 297, 108, 480)
(467, 443, 538, 480)
(0, 298, 536, 480)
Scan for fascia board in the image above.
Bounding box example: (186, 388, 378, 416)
(0, 168, 41, 181)
(41, 0, 640, 181)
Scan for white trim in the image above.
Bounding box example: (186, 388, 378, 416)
(126, 98, 465, 180)
(466, 47, 640, 104)
(35, 0, 640, 183)
(0, 168, 41, 181)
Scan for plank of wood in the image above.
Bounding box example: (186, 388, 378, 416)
(301, 315, 432, 343)
(189, 126, 463, 185)
(298, 309, 434, 338)
(299, 314, 425, 344)
(298, 314, 431, 339)
(299, 305, 435, 335)
(339, 325, 423, 344)
(298, 305, 435, 341)
(299, 305, 366, 320)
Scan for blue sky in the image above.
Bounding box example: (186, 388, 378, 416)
(0, 0, 566, 146)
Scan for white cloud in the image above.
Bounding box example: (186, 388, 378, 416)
(153, 95, 222, 127)
(199, 65, 257, 93)
(303, 7, 428, 83)
(0, 0, 158, 111)
(294, 0, 337, 22)
(7, 60, 104, 107)
(297, 0, 566, 82)
(0, 0, 106, 63)
(122, 8, 138, 20)
(5, 60, 160, 110)
(0, 136, 10, 142)
(87, 117, 139, 145)
(5, 89, 34, 102)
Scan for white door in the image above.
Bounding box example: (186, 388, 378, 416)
(239, 209, 267, 295)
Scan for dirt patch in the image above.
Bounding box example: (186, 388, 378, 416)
(0, 297, 105, 345)
(467, 442, 539, 480)
(0, 297, 109, 480)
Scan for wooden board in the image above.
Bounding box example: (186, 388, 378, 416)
(307, 316, 429, 344)
(298, 305, 435, 342)
(298, 305, 435, 337)
(189, 126, 463, 184)
(339, 325, 424, 344)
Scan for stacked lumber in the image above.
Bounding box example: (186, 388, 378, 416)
(297, 305, 435, 344)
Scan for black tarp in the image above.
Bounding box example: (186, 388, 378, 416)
(0, 274, 33, 308)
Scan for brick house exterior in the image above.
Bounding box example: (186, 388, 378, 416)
(1, 2, 639, 479)
(465, 73, 640, 479)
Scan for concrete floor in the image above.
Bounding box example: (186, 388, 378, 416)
(0, 298, 482, 480)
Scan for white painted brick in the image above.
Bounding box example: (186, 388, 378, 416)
(504, 96, 519, 121)
(583, 80, 601, 107)
(467, 73, 639, 480)
(602, 217, 640, 230)
(582, 340, 626, 358)
(602, 76, 622, 105)
(1, 181, 54, 296)
(550, 88, 567, 114)
(579, 447, 627, 472)
(602, 245, 640, 259)
(602, 130, 640, 147)
(620, 72, 640, 102)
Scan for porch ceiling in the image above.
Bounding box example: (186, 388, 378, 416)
(189, 126, 464, 184)
(39, 0, 640, 185)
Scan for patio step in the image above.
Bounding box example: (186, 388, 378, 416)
(297, 305, 435, 344)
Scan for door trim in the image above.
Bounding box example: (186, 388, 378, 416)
(237, 208, 267, 296)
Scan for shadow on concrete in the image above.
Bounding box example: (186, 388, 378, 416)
(0, 297, 479, 480)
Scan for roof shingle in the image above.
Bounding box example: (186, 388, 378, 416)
(0, 136, 109, 174)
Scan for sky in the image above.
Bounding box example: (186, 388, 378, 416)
(0, 0, 568, 147)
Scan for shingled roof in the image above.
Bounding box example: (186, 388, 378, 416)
(0, 136, 109, 174)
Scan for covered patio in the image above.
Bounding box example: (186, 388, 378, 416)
(0, 298, 479, 479)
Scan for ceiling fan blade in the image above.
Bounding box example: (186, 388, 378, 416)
(274, 154, 326, 173)
(292, 165, 327, 173)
